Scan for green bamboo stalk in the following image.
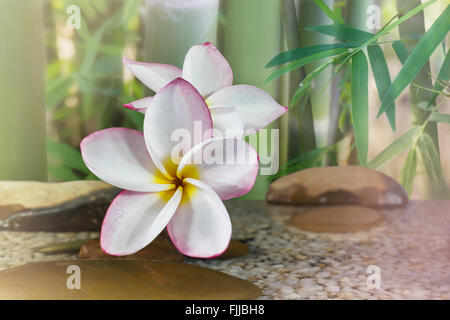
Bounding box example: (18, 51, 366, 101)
(282, 0, 316, 159)
(396, 0, 438, 149)
(221, 0, 282, 199)
(346, 0, 376, 31)
(396, 0, 439, 199)
(343, 0, 375, 166)
(298, 0, 333, 149)
(0, 0, 47, 181)
(144, 0, 219, 68)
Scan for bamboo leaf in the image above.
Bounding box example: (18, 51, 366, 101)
(290, 59, 335, 106)
(266, 42, 358, 67)
(429, 113, 450, 124)
(313, 0, 345, 25)
(360, 0, 439, 49)
(266, 48, 348, 83)
(367, 44, 396, 131)
(417, 133, 449, 198)
(47, 165, 80, 182)
(377, 5, 450, 117)
(268, 146, 331, 181)
(400, 148, 417, 195)
(392, 40, 408, 64)
(351, 51, 369, 165)
(47, 139, 89, 174)
(306, 24, 373, 42)
(368, 126, 421, 169)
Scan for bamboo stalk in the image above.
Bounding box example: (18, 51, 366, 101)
(396, 0, 439, 199)
(396, 0, 438, 149)
(143, 0, 219, 68)
(221, 0, 282, 199)
(346, 0, 375, 31)
(298, 0, 333, 149)
(0, 0, 47, 181)
(283, 0, 316, 159)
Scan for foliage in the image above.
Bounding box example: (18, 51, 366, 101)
(267, 0, 450, 198)
(45, 0, 143, 181)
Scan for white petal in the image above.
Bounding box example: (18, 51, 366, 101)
(167, 179, 231, 258)
(123, 96, 153, 114)
(144, 78, 213, 178)
(182, 42, 233, 98)
(101, 187, 182, 256)
(80, 128, 174, 192)
(206, 85, 287, 131)
(123, 57, 182, 92)
(209, 105, 244, 139)
(177, 137, 259, 200)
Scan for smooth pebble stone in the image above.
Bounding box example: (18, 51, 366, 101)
(289, 206, 384, 233)
(79, 232, 183, 261)
(267, 166, 408, 208)
(0, 181, 120, 231)
(35, 240, 90, 255)
(216, 240, 249, 260)
(0, 260, 262, 300)
(79, 236, 247, 261)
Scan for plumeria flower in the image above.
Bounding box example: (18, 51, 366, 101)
(80, 78, 259, 258)
(123, 42, 287, 137)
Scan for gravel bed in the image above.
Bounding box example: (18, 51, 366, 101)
(0, 200, 449, 300)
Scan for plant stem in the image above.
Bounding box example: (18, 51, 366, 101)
(282, 0, 316, 158)
(221, 0, 282, 199)
(0, 0, 47, 181)
(396, 0, 439, 199)
(298, 0, 334, 149)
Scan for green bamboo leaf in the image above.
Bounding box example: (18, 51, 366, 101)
(306, 24, 373, 42)
(268, 146, 331, 181)
(360, 0, 438, 49)
(392, 40, 408, 64)
(377, 5, 450, 117)
(265, 48, 348, 83)
(45, 77, 75, 109)
(367, 44, 396, 131)
(80, 19, 114, 74)
(429, 113, 450, 124)
(417, 133, 449, 198)
(368, 126, 420, 169)
(313, 0, 345, 25)
(266, 42, 358, 67)
(47, 165, 80, 182)
(351, 51, 369, 165)
(290, 59, 335, 107)
(47, 139, 89, 174)
(400, 148, 417, 195)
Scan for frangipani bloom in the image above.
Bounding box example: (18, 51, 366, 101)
(123, 42, 287, 137)
(81, 78, 259, 258)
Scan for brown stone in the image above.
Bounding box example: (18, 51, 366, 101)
(79, 232, 183, 261)
(0, 181, 120, 231)
(0, 260, 262, 300)
(267, 166, 408, 208)
(289, 205, 384, 233)
(35, 240, 90, 255)
(217, 240, 249, 260)
(78, 235, 247, 261)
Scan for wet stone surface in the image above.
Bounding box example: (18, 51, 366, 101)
(0, 260, 261, 300)
(0, 200, 449, 300)
(267, 166, 409, 208)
